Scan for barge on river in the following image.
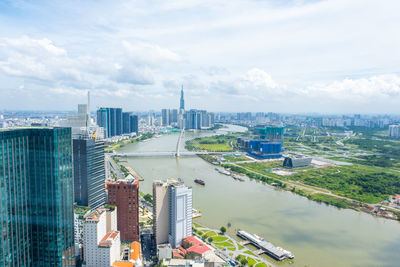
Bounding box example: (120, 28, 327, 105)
(237, 230, 294, 261)
(215, 168, 231, 175)
(194, 179, 205, 185)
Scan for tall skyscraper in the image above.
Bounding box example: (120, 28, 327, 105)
(122, 112, 131, 134)
(129, 114, 139, 134)
(152, 179, 192, 248)
(96, 107, 123, 138)
(122, 112, 139, 135)
(106, 178, 139, 242)
(180, 85, 185, 111)
(153, 180, 170, 245)
(161, 109, 170, 126)
(185, 109, 202, 130)
(168, 183, 193, 248)
(161, 109, 178, 126)
(0, 127, 75, 266)
(97, 108, 109, 137)
(170, 109, 178, 124)
(73, 137, 106, 209)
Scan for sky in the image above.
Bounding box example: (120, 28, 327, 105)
(0, 0, 399, 113)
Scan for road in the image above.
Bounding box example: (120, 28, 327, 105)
(105, 154, 124, 180)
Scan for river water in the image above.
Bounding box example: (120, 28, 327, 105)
(117, 125, 400, 267)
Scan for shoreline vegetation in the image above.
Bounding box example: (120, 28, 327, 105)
(186, 131, 400, 221)
(105, 133, 154, 152)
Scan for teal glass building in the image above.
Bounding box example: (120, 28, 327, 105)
(0, 127, 75, 266)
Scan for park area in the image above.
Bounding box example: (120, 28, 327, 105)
(192, 222, 276, 267)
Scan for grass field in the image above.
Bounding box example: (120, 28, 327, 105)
(185, 134, 240, 152)
(238, 160, 284, 172)
(223, 155, 249, 162)
(237, 161, 400, 204)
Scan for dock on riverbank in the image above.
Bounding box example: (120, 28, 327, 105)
(125, 166, 144, 181)
(237, 230, 293, 261)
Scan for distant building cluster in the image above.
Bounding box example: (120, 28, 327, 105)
(238, 125, 285, 159)
(161, 86, 215, 130)
(184, 109, 215, 130)
(389, 125, 400, 139)
(162, 108, 179, 126)
(97, 107, 138, 138)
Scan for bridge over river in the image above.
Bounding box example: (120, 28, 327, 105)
(112, 151, 223, 158)
(112, 129, 225, 158)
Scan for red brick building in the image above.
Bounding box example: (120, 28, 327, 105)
(106, 179, 139, 242)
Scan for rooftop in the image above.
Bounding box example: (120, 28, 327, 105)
(107, 178, 138, 185)
(85, 206, 113, 222)
(182, 236, 211, 255)
(99, 231, 119, 247)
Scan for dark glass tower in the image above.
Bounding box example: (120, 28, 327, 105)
(73, 137, 105, 209)
(122, 112, 131, 134)
(0, 127, 75, 267)
(129, 115, 139, 134)
(96, 107, 123, 137)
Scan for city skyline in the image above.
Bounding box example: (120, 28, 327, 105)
(0, 0, 400, 113)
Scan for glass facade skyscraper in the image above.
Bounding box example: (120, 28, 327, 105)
(96, 107, 123, 138)
(0, 128, 75, 267)
(73, 137, 106, 209)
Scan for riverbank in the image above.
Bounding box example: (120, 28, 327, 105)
(105, 133, 154, 152)
(197, 154, 400, 221)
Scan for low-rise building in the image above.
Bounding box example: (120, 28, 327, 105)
(283, 156, 312, 168)
(113, 241, 142, 267)
(157, 244, 173, 260)
(83, 206, 120, 267)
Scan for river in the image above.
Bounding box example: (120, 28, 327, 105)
(116, 125, 400, 267)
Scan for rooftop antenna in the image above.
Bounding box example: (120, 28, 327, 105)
(86, 91, 90, 137)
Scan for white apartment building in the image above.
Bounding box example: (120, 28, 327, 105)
(168, 183, 193, 248)
(152, 179, 192, 248)
(83, 206, 120, 267)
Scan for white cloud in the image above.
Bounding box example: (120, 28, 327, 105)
(0, 0, 400, 112)
(304, 75, 400, 101)
(0, 36, 179, 95)
(122, 40, 181, 64)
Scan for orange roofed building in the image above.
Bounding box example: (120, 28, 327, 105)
(113, 241, 142, 267)
(172, 236, 212, 260)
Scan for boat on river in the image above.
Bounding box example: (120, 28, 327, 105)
(215, 168, 231, 175)
(194, 179, 205, 185)
(231, 174, 245, 182)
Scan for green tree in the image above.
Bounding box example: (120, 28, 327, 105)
(240, 258, 248, 266)
(144, 194, 152, 203)
(220, 226, 226, 234)
(208, 237, 213, 242)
